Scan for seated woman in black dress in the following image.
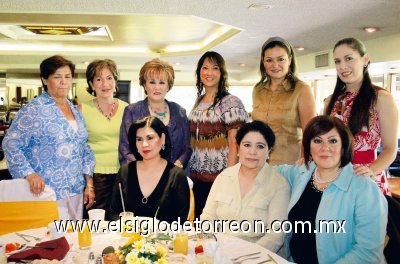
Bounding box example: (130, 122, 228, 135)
(108, 116, 190, 223)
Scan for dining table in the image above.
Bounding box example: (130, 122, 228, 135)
(0, 224, 290, 263)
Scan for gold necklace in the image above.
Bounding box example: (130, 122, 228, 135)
(96, 99, 116, 121)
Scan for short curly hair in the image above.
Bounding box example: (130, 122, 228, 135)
(40, 55, 75, 92)
(86, 59, 118, 96)
(139, 58, 175, 94)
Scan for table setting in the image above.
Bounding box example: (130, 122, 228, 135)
(0, 208, 289, 263)
(0, 226, 288, 263)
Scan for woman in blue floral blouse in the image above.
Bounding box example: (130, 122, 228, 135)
(2, 55, 96, 220)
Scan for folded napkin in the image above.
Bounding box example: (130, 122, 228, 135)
(8, 236, 69, 262)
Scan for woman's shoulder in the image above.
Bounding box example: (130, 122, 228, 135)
(219, 94, 246, 111)
(166, 100, 187, 115)
(374, 87, 396, 113)
(126, 99, 146, 110)
(293, 80, 312, 94)
(167, 162, 186, 176)
(217, 163, 240, 180)
(117, 99, 129, 108)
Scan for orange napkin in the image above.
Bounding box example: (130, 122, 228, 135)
(8, 236, 69, 262)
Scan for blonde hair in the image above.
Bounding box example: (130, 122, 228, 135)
(139, 58, 175, 94)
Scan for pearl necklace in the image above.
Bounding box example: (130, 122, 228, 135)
(96, 99, 116, 121)
(312, 167, 342, 192)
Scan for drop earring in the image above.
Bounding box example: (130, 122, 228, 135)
(161, 144, 165, 150)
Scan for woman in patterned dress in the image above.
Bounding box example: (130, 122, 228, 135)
(2, 55, 95, 220)
(325, 37, 398, 194)
(189, 51, 248, 218)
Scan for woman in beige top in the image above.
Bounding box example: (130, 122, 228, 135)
(252, 36, 316, 165)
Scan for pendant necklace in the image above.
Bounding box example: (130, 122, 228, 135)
(149, 102, 168, 122)
(141, 197, 148, 204)
(96, 99, 116, 121)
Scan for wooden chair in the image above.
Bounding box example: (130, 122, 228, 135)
(388, 177, 400, 200)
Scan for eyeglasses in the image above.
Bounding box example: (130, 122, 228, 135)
(337, 92, 350, 116)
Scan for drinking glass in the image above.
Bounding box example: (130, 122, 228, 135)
(119, 211, 135, 237)
(173, 232, 188, 255)
(77, 220, 92, 249)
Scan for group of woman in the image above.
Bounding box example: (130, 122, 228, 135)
(2, 36, 398, 263)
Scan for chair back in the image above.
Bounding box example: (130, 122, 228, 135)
(0, 179, 59, 235)
(384, 195, 400, 264)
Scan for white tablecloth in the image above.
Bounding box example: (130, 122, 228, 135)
(0, 227, 289, 263)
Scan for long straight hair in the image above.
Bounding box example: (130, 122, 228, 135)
(325, 37, 379, 136)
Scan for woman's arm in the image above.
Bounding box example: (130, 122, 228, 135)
(84, 174, 95, 209)
(227, 128, 239, 167)
(224, 95, 249, 167)
(108, 167, 126, 221)
(119, 106, 135, 165)
(256, 177, 290, 252)
(174, 107, 193, 168)
(298, 83, 316, 130)
(369, 90, 398, 175)
(336, 180, 388, 263)
(200, 176, 220, 221)
(172, 169, 191, 221)
(2, 108, 36, 179)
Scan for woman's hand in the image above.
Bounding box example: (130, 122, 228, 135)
(353, 164, 375, 178)
(84, 174, 95, 209)
(295, 157, 305, 165)
(25, 173, 45, 195)
(174, 160, 183, 169)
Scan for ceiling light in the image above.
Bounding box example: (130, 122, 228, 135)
(295, 46, 305, 51)
(175, 62, 181, 66)
(240, 63, 246, 67)
(248, 3, 272, 10)
(83, 61, 90, 65)
(364, 27, 378, 33)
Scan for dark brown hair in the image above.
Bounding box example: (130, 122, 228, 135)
(255, 36, 298, 90)
(325, 37, 380, 136)
(40, 55, 75, 92)
(194, 51, 229, 109)
(86, 59, 118, 96)
(303, 116, 354, 169)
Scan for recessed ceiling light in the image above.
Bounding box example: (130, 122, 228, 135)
(295, 46, 305, 51)
(240, 63, 246, 67)
(364, 27, 378, 33)
(248, 3, 272, 10)
(83, 61, 90, 65)
(175, 62, 181, 65)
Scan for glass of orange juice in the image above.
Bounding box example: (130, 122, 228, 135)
(173, 232, 188, 255)
(77, 220, 92, 249)
(119, 211, 135, 237)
